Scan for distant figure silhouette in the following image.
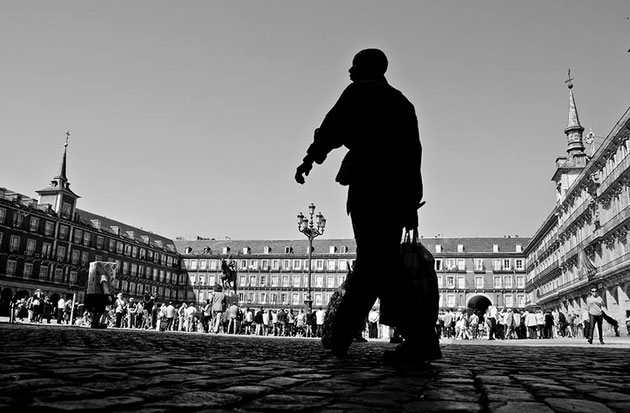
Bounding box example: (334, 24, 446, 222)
(295, 48, 440, 364)
(221, 258, 238, 295)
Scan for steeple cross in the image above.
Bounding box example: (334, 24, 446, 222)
(565, 69, 574, 89)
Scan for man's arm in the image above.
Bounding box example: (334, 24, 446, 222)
(295, 85, 357, 184)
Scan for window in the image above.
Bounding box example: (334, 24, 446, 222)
(446, 259, 456, 271)
(457, 259, 466, 271)
(42, 242, 52, 258)
(29, 217, 39, 232)
(516, 244, 522, 253)
(517, 276, 525, 288)
(6, 260, 16, 276)
(243, 247, 250, 254)
(493, 244, 499, 253)
(315, 293, 323, 306)
(96, 236, 104, 250)
(475, 276, 484, 289)
(26, 239, 36, 255)
(446, 276, 455, 288)
(249, 275, 257, 286)
(316, 260, 324, 271)
(435, 245, 442, 253)
(517, 294, 526, 308)
(122, 261, 130, 275)
(139, 248, 146, 259)
(0, 207, 5, 223)
(329, 246, 337, 254)
(271, 275, 278, 287)
(61, 202, 72, 219)
(72, 249, 80, 265)
(437, 276, 443, 288)
(24, 263, 33, 277)
(44, 221, 54, 236)
(9, 235, 20, 252)
(504, 294, 514, 308)
(73, 229, 83, 244)
(108, 239, 115, 253)
(293, 260, 301, 270)
(327, 276, 335, 288)
(283, 260, 290, 270)
(281, 293, 288, 304)
(210, 260, 217, 271)
(474, 259, 484, 272)
(39, 265, 48, 279)
(115, 241, 123, 254)
(341, 246, 349, 253)
(515, 259, 524, 271)
(260, 275, 267, 286)
(447, 294, 455, 308)
(457, 244, 464, 253)
(339, 260, 348, 271)
(293, 275, 301, 287)
(502, 259, 511, 271)
(12, 212, 23, 228)
(282, 275, 289, 286)
(435, 259, 443, 271)
(54, 268, 64, 282)
(504, 276, 513, 289)
(493, 259, 502, 271)
(292, 293, 300, 305)
(131, 263, 138, 276)
(285, 246, 293, 254)
(84, 232, 92, 247)
(200, 260, 207, 270)
(457, 276, 465, 289)
(272, 260, 280, 270)
(264, 246, 271, 254)
(493, 276, 502, 288)
(124, 244, 131, 256)
(315, 275, 323, 287)
(327, 260, 336, 271)
(190, 260, 198, 270)
(59, 225, 68, 240)
(260, 293, 266, 304)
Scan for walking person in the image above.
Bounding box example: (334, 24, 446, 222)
(56, 295, 66, 324)
(586, 287, 606, 344)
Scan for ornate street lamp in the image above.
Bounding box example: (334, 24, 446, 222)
(297, 203, 326, 312)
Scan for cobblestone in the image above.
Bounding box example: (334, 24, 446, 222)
(1, 323, 629, 412)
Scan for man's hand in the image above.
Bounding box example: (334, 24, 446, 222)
(295, 161, 313, 184)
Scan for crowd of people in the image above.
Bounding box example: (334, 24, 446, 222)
(9, 286, 630, 344)
(437, 304, 623, 342)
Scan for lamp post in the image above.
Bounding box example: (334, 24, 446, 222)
(297, 203, 326, 312)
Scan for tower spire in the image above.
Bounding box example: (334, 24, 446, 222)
(564, 70, 586, 158)
(55, 131, 70, 183)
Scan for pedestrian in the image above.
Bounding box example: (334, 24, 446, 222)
(127, 298, 137, 329)
(114, 293, 126, 328)
(368, 308, 379, 339)
(295, 48, 439, 363)
(315, 307, 325, 338)
(56, 295, 66, 324)
(202, 299, 212, 333)
(586, 287, 606, 344)
(211, 285, 226, 333)
(84, 262, 116, 329)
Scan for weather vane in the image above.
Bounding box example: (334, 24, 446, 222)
(65, 131, 70, 147)
(565, 69, 574, 89)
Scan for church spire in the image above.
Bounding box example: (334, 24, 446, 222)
(564, 70, 586, 159)
(54, 131, 70, 183)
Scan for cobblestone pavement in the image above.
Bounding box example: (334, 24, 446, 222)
(1, 323, 630, 412)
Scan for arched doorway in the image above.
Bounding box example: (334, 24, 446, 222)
(0, 288, 13, 316)
(467, 294, 492, 317)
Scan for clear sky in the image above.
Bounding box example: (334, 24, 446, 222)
(1, 1, 629, 241)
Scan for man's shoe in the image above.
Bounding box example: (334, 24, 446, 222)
(588, 338, 593, 344)
(600, 340, 605, 345)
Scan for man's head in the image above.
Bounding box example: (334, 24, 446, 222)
(591, 288, 598, 296)
(349, 48, 388, 82)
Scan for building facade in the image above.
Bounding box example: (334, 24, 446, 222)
(525, 79, 630, 333)
(174, 236, 528, 314)
(0, 140, 186, 315)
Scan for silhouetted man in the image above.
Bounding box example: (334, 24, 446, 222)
(295, 48, 440, 363)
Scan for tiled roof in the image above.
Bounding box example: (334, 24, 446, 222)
(174, 236, 531, 256)
(76, 208, 176, 251)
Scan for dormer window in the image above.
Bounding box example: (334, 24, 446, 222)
(340, 246, 349, 253)
(285, 246, 293, 254)
(185, 247, 193, 254)
(329, 246, 337, 254)
(223, 247, 230, 254)
(516, 244, 522, 253)
(243, 247, 250, 255)
(264, 246, 271, 254)
(457, 244, 464, 253)
(493, 244, 499, 253)
(435, 245, 442, 253)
